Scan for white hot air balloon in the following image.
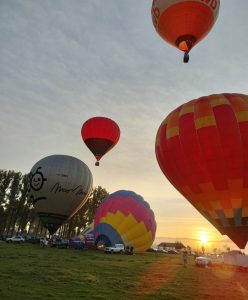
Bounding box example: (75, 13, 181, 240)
(27, 155, 93, 235)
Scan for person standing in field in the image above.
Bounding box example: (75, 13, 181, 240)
(182, 248, 188, 268)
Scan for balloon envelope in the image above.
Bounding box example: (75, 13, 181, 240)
(152, 0, 220, 54)
(155, 93, 248, 249)
(28, 155, 93, 234)
(94, 190, 157, 252)
(81, 116, 120, 165)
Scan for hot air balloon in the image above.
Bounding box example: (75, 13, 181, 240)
(151, 0, 220, 62)
(94, 190, 157, 252)
(27, 155, 93, 235)
(81, 117, 120, 166)
(155, 93, 248, 249)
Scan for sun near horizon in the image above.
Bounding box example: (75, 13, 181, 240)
(199, 231, 209, 245)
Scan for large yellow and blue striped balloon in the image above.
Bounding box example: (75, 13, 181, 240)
(94, 190, 157, 252)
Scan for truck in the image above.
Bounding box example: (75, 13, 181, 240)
(104, 244, 125, 254)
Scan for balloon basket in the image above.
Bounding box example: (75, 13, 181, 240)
(183, 52, 189, 63)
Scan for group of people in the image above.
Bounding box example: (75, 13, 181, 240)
(125, 246, 134, 255)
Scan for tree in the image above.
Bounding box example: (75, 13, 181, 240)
(63, 186, 108, 236)
(16, 175, 29, 234)
(174, 241, 185, 250)
(5, 172, 22, 236)
(0, 167, 109, 238)
(0, 170, 15, 235)
(85, 186, 109, 224)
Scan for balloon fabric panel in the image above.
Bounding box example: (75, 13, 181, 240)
(95, 192, 156, 238)
(95, 198, 154, 236)
(157, 2, 213, 49)
(99, 212, 154, 250)
(82, 117, 119, 140)
(84, 139, 114, 161)
(95, 223, 123, 246)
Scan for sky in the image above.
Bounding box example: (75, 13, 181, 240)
(1, 0, 248, 251)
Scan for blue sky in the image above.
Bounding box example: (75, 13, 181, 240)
(1, 0, 248, 250)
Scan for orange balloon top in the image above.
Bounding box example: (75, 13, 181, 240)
(152, 0, 220, 52)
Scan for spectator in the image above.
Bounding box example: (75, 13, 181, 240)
(182, 249, 188, 268)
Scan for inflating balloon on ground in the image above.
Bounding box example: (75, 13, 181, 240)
(94, 190, 157, 252)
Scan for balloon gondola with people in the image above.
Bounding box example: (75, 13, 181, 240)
(27, 155, 93, 235)
(94, 190, 157, 252)
(81, 116, 120, 166)
(155, 93, 248, 249)
(151, 0, 220, 62)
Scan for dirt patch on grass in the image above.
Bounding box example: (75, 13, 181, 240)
(134, 256, 181, 297)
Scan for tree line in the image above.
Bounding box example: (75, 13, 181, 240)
(0, 169, 108, 238)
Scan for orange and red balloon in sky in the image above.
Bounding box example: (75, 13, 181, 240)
(152, 0, 220, 61)
(156, 94, 248, 249)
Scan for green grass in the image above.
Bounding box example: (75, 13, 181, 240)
(0, 242, 248, 300)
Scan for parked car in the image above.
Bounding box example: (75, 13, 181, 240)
(196, 254, 224, 267)
(69, 239, 85, 249)
(104, 244, 125, 254)
(26, 236, 42, 244)
(195, 256, 209, 267)
(6, 236, 25, 243)
(208, 254, 224, 266)
(51, 238, 69, 248)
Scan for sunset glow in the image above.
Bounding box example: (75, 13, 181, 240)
(199, 232, 209, 245)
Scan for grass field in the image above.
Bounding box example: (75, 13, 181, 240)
(1, 241, 248, 300)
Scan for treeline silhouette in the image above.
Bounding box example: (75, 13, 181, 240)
(0, 169, 108, 238)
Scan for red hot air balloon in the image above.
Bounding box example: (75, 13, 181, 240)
(81, 117, 120, 166)
(151, 0, 220, 62)
(155, 94, 248, 249)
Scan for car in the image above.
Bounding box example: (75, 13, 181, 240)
(6, 236, 25, 243)
(195, 254, 224, 267)
(69, 240, 85, 249)
(51, 238, 69, 248)
(104, 244, 125, 254)
(195, 256, 209, 266)
(208, 254, 224, 266)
